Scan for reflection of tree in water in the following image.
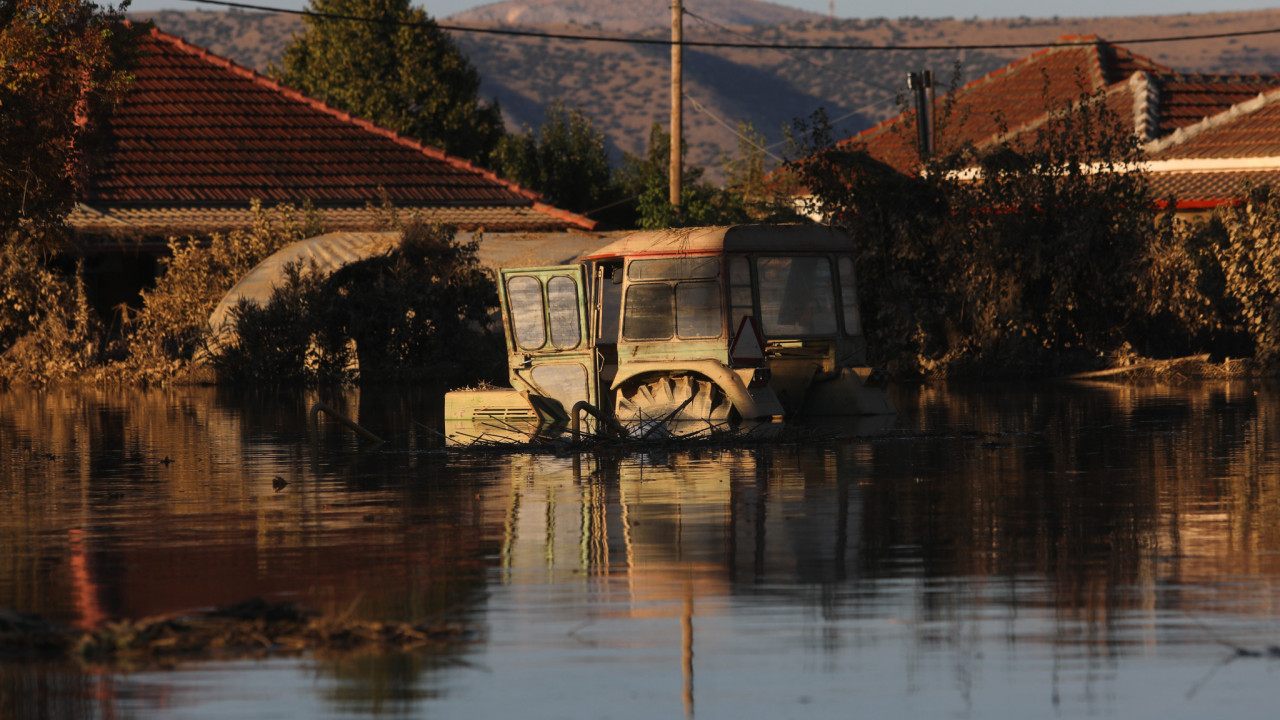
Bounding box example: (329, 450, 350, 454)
(0, 664, 104, 720)
(8, 383, 1280, 716)
(318, 653, 456, 715)
(861, 382, 1280, 628)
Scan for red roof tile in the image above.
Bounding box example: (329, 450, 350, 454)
(1152, 75, 1280, 134)
(1149, 170, 1280, 205)
(845, 38, 1136, 172)
(79, 28, 595, 231)
(1149, 88, 1280, 160)
(67, 203, 587, 236)
(834, 36, 1280, 209)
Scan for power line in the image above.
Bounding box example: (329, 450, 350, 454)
(178, 0, 1280, 51)
(682, 91, 784, 162)
(679, 8, 905, 153)
(683, 8, 898, 94)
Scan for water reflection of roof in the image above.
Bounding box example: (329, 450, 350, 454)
(581, 225, 853, 261)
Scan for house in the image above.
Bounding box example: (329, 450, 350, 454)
(834, 35, 1280, 214)
(68, 27, 598, 310)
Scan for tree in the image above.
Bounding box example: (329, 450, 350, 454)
(275, 0, 503, 164)
(789, 88, 1169, 376)
(0, 0, 139, 233)
(721, 120, 800, 223)
(495, 102, 612, 215)
(617, 123, 748, 230)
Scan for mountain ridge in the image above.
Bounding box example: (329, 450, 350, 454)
(449, 0, 825, 32)
(130, 6, 1280, 180)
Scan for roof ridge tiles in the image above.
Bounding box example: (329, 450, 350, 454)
(1145, 84, 1280, 157)
(837, 38, 1115, 149)
(530, 201, 599, 230)
(142, 27, 553, 209)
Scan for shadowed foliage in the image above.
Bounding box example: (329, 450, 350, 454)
(212, 221, 504, 387)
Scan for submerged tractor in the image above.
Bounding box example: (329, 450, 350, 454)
(445, 225, 894, 435)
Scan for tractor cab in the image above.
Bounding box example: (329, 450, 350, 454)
(445, 225, 894, 433)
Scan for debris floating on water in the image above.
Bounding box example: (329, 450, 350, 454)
(0, 598, 472, 668)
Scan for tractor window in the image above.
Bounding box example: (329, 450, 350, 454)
(546, 275, 582, 349)
(728, 255, 753, 336)
(507, 275, 546, 350)
(756, 256, 837, 337)
(596, 266, 622, 345)
(837, 257, 862, 336)
(676, 281, 722, 338)
(622, 283, 674, 340)
(629, 257, 719, 281)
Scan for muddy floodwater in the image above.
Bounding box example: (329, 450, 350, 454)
(3, 381, 1280, 718)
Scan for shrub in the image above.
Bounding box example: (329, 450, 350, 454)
(123, 201, 318, 382)
(789, 86, 1183, 376)
(0, 236, 99, 386)
(210, 221, 504, 387)
(1213, 186, 1280, 365)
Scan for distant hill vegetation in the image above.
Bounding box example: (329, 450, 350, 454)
(449, 0, 823, 31)
(132, 6, 1280, 180)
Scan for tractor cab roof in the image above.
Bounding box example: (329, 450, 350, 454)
(580, 225, 853, 261)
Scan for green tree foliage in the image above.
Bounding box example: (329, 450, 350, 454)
(212, 222, 503, 386)
(275, 0, 503, 164)
(0, 1, 140, 384)
(617, 123, 749, 230)
(789, 89, 1185, 376)
(721, 121, 800, 223)
(495, 101, 612, 214)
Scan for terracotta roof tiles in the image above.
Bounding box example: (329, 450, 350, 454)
(846, 39, 1137, 172)
(68, 203, 586, 237)
(79, 28, 595, 232)
(835, 35, 1280, 209)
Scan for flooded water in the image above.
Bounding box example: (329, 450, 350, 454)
(2, 381, 1280, 718)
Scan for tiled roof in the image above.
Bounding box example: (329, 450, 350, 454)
(1148, 87, 1280, 160)
(1152, 75, 1280, 135)
(845, 37, 1148, 172)
(1137, 87, 1280, 205)
(77, 28, 595, 232)
(1148, 170, 1280, 206)
(67, 203, 589, 237)
(836, 35, 1280, 209)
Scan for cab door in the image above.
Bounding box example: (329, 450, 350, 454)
(498, 265, 598, 413)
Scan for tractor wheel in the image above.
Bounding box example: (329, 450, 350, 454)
(615, 375, 733, 424)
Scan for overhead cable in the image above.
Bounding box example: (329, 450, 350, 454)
(178, 0, 1280, 51)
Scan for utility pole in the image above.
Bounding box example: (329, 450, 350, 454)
(907, 70, 934, 160)
(670, 0, 683, 211)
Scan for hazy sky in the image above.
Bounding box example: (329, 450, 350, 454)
(124, 0, 1279, 20)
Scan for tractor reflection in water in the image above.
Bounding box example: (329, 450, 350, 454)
(444, 225, 894, 441)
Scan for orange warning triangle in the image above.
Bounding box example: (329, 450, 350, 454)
(730, 315, 765, 365)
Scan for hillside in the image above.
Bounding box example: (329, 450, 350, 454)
(131, 7, 1280, 181)
(449, 0, 824, 31)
